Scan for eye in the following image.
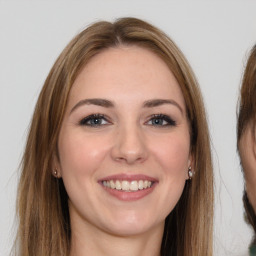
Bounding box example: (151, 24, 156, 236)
(79, 114, 110, 127)
(146, 114, 176, 127)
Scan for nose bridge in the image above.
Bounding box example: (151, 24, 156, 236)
(112, 120, 148, 164)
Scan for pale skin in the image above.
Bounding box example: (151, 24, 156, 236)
(55, 46, 192, 256)
(239, 123, 256, 213)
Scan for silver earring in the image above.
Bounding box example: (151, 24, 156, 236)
(53, 169, 58, 177)
(188, 166, 193, 179)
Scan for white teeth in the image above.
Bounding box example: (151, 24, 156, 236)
(121, 180, 130, 191)
(102, 180, 153, 191)
(115, 180, 121, 190)
(130, 181, 138, 191)
(138, 180, 144, 190)
(110, 180, 115, 189)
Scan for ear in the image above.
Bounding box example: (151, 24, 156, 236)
(186, 153, 194, 180)
(51, 153, 62, 178)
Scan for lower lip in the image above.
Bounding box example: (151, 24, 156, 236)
(101, 183, 156, 201)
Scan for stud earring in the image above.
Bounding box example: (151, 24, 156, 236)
(188, 166, 193, 179)
(53, 169, 58, 177)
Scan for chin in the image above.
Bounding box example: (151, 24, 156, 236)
(101, 212, 164, 237)
(105, 223, 155, 237)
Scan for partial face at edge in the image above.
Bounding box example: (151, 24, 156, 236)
(56, 45, 192, 237)
(239, 124, 256, 212)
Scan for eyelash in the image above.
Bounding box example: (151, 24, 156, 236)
(79, 114, 110, 127)
(79, 113, 176, 127)
(146, 114, 176, 127)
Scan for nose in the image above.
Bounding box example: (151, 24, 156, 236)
(111, 125, 148, 165)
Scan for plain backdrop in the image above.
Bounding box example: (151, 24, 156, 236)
(1, 1, 256, 255)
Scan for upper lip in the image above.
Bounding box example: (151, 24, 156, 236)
(99, 173, 158, 182)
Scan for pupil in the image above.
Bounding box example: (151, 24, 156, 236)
(153, 118, 162, 125)
(92, 118, 101, 125)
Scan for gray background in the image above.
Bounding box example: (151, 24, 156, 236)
(1, 1, 256, 255)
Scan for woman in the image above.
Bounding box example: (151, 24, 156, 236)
(14, 17, 213, 256)
(238, 45, 256, 256)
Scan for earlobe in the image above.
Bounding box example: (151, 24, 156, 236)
(52, 154, 62, 178)
(186, 155, 195, 180)
(188, 166, 193, 179)
(52, 168, 61, 178)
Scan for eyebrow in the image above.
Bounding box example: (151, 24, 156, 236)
(70, 98, 183, 115)
(70, 98, 114, 114)
(143, 99, 184, 114)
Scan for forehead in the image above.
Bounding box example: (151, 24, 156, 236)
(68, 45, 186, 108)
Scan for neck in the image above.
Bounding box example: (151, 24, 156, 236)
(69, 217, 164, 256)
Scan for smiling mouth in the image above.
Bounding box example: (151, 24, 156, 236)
(102, 180, 154, 192)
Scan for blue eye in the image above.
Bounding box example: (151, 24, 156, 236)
(147, 114, 176, 126)
(79, 114, 109, 127)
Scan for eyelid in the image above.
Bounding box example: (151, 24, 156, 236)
(79, 114, 111, 126)
(145, 114, 176, 126)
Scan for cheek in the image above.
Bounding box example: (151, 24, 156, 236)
(58, 131, 111, 179)
(150, 133, 191, 177)
(239, 133, 256, 184)
(147, 133, 190, 218)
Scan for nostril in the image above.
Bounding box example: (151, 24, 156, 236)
(110, 128, 148, 164)
(111, 147, 148, 164)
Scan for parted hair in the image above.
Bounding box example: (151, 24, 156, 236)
(237, 44, 256, 245)
(14, 17, 213, 256)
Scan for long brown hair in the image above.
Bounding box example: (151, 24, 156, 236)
(14, 17, 213, 256)
(237, 44, 256, 245)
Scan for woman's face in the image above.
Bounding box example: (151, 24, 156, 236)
(56, 46, 192, 237)
(239, 124, 256, 212)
